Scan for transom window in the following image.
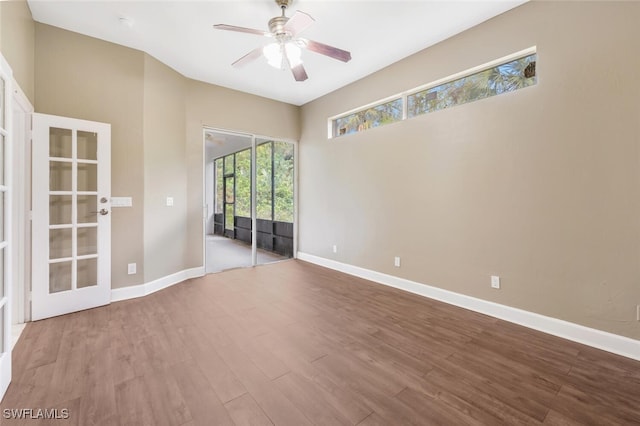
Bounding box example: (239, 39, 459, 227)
(332, 97, 403, 137)
(329, 48, 537, 139)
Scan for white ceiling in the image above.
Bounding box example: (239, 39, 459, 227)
(205, 130, 252, 161)
(205, 129, 288, 161)
(27, 0, 527, 106)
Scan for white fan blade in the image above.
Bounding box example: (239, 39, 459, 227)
(214, 24, 272, 37)
(284, 47, 308, 81)
(291, 64, 308, 82)
(301, 39, 351, 63)
(232, 47, 265, 68)
(283, 11, 315, 36)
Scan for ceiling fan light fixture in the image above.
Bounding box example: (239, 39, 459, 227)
(263, 42, 302, 69)
(263, 43, 282, 68)
(285, 43, 303, 67)
(216, 0, 350, 81)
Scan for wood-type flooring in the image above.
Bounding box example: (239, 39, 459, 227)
(1, 260, 639, 425)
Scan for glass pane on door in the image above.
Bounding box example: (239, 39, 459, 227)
(273, 141, 294, 223)
(49, 262, 72, 293)
(77, 195, 97, 224)
(77, 227, 97, 256)
(256, 139, 295, 266)
(49, 127, 72, 158)
(0, 134, 4, 186)
(49, 229, 72, 258)
(0, 307, 4, 353)
(235, 149, 251, 218)
(0, 249, 4, 299)
(78, 163, 97, 191)
(47, 126, 101, 295)
(50, 195, 72, 225)
(77, 258, 97, 288)
(0, 76, 4, 128)
(77, 131, 97, 160)
(215, 160, 223, 214)
(49, 161, 72, 191)
(0, 193, 3, 241)
(256, 142, 272, 220)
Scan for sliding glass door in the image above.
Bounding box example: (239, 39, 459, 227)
(205, 132, 252, 272)
(255, 138, 295, 265)
(204, 130, 295, 273)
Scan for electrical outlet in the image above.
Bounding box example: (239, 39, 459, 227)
(166, 197, 174, 206)
(491, 275, 500, 289)
(128, 263, 137, 275)
(637, 304, 640, 322)
(394, 256, 401, 267)
(332, 245, 337, 253)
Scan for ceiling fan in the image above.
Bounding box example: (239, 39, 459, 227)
(214, 0, 352, 82)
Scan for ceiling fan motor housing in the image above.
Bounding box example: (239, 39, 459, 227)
(270, 0, 293, 36)
(268, 16, 290, 36)
(275, 0, 292, 9)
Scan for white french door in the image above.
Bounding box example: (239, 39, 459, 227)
(0, 54, 14, 400)
(32, 114, 111, 321)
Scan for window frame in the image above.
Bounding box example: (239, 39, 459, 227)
(328, 46, 537, 139)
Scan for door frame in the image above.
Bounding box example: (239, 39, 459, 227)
(0, 52, 14, 400)
(201, 126, 299, 270)
(11, 80, 33, 326)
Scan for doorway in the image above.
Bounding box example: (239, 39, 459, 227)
(10, 80, 33, 339)
(203, 129, 296, 273)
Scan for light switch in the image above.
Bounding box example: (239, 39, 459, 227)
(111, 197, 132, 207)
(166, 197, 174, 206)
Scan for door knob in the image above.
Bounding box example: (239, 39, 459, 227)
(89, 208, 109, 215)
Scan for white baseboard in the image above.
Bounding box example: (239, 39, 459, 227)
(111, 266, 205, 303)
(297, 252, 640, 361)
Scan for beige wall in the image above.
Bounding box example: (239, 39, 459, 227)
(35, 23, 147, 289)
(34, 23, 300, 288)
(0, 0, 35, 103)
(184, 80, 300, 268)
(299, 1, 640, 340)
(23, 0, 638, 342)
(143, 54, 187, 282)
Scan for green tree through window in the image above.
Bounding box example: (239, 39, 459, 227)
(256, 142, 272, 220)
(334, 98, 402, 137)
(214, 159, 223, 214)
(273, 141, 294, 223)
(214, 141, 295, 224)
(235, 149, 251, 217)
(407, 54, 537, 117)
(331, 52, 537, 137)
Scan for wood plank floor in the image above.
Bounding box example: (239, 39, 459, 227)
(2, 260, 639, 425)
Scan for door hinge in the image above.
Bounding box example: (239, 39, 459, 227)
(29, 211, 33, 221)
(28, 291, 32, 301)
